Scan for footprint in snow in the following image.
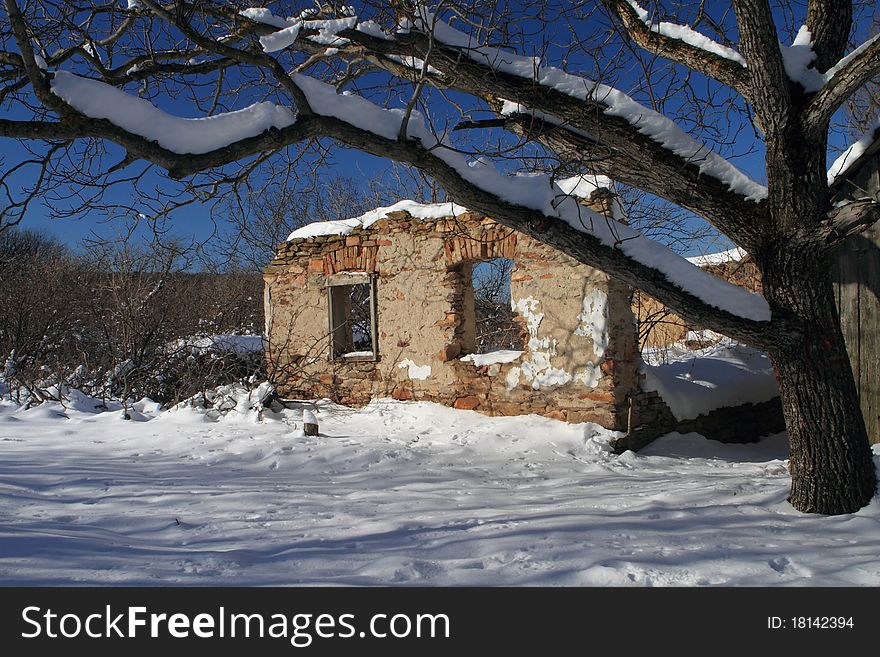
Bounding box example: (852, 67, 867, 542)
(768, 556, 789, 573)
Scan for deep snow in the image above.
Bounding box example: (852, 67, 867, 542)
(1, 392, 878, 586)
(640, 340, 779, 421)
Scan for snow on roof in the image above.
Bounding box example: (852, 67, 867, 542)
(828, 116, 880, 186)
(286, 200, 470, 240)
(685, 247, 748, 267)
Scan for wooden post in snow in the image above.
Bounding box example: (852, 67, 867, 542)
(302, 409, 319, 436)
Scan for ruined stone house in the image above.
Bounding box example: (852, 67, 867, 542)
(263, 179, 642, 431)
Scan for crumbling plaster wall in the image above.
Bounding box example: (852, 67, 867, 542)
(264, 210, 639, 429)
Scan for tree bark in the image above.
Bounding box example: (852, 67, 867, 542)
(763, 252, 877, 514)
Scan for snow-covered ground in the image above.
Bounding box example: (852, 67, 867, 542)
(0, 392, 878, 586)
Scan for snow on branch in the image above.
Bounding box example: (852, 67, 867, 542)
(241, 7, 365, 52)
(39, 23, 770, 326)
(288, 74, 770, 322)
(779, 26, 826, 92)
(823, 32, 880, 81)
(623, 1, 747, 66)
(50, 71, 295, 154)
(407, 10, 766, 203)
(499, 92, 765, 203)
(781, 27, 880, 94)
(802, 31, 880, 133)
(238, 6, 766, 209)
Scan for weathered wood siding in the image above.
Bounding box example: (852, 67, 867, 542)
(833, 149, 880, 444)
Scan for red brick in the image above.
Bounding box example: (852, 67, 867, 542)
(577, 390, 615, 402)
(437, 343, 461, 361)
(434, 313, 460, 329)
(453, 396, 480, 410)
(392, 385, 413, 401)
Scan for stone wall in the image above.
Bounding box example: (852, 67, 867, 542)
(611, 388, 785, 453)
(264, 210, 640, 430)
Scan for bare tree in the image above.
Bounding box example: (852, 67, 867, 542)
(214, 165, 440, 271)
(217, 173, 373, 270)
(2, 0, 879, 514)
(0, 227, 82, 402)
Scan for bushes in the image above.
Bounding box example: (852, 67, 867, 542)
(0, 229, 265, 407)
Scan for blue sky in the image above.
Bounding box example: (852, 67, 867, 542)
(0, 0, 872, 260)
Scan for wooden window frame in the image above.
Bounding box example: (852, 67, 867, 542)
(326, 272, 379, 362)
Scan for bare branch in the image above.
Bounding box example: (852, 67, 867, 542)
(806, 0, 853, 72)
(3, 0, 68, 115)
(136, 0, 314, 115)
(730, 0, 792, 132)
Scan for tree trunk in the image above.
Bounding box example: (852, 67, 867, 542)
(764, 256, 877, 514)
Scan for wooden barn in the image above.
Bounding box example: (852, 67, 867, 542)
(831, 125, 880, 444)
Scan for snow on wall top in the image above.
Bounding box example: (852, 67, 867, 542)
(50, 71, 296, 155)
(555, 174, 614, 198)
(685, 247, 748, 267)
(286, 200, 470, 240)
